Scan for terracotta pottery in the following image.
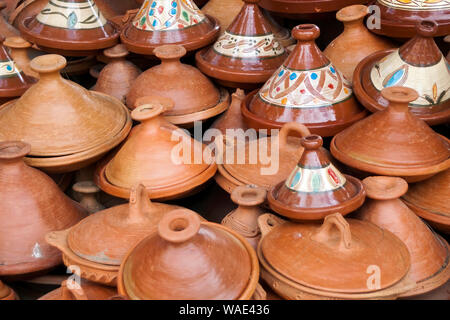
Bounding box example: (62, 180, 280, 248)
(0, 54, 132, 173)
(118, 209, 259, 299)
(331, 86, 450, 183)
(257, 213, 415, 299)
(18, 0, 119, 56)
(92, 44, 141, 104)
(3, 36, 39, 78)
(72, 180, 105, 214)
(201, 0, 243, 33)
(353, 20, 450, 126)
(355, 176, 450, 297)
(0, 141, 86, 276)
(210, 88, 247, 135)
(446, 35, 449, 61)
(196, 0, 288, 89)
(222, 185, 267, 249)
(242, 24, 367, 137)
(262, 9, 294, 48)
(126, 45, 229, 125)
(402, 169, 450, 234)
(120, 0, 220, 56)
(371, 0, 450, 38)
(46, 184, 202, 286)
(0, 280, 17, 300)
(268, 134, 365, 221)
(323, 5, 395, 82)
(258, 0, 368, 16)
(0, 2, 19, 38)
(95, 100, 217, 200)
(215, 122, 311, 194)
(39, 279, 117, 300)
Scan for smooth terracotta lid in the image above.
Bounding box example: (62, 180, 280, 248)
(331, 86, 450, 179)
(259, 213, 411, 293)
(119, 210, 255, 300)
(354, 20, 450, 125)
(39, 279, 117, 300)
(0, 54, 130, 157)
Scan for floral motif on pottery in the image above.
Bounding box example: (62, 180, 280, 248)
(0, 60, 22, 78)
(36, 0, 107, 30)
(370, 49, 450, 106)
(258, 63, 352, 108)
(285, 163, 346, 193)
(378, 0, 450, 10)
(133, 0, 205, 31)
(213, 31, 285, 59)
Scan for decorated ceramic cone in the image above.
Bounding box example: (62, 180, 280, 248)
(196, 0, 288, 89)
(3, 36, 39, 79)
(331, 86, 450, 183)
(92, 44, 141, 104)
(323, 5, 395, 82)
(201, 0, 244, 33)
(72, 180, 105, 214)
(262, 9, 294, 48)
(39, 279, 117, 300)
(210, 88, 247, 135)
(355, 176, 450, 297)
(120, 0, 220, 55)
(268, 134, 365, 221)
(0, 280, 17, 300)
(354, 20, 450, 125)
(242, 24, 367, 137)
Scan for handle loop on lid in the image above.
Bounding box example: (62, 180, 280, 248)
(158, 209, 201, 243)
(231, 185, 267, 207)
(311, 213, 352, 250)
(278, 122, 311, 149)
(128, 183, 153, 223)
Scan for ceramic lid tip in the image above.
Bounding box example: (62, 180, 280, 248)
(104, 44, 129, 58)
(416, 20, 438, 38)
(381, 86, 419, 104)
(231, 185, 267, 206)
(158, 209, 201, 243)
(363, 176, 408, 200)
(131, 103, 165, 122)
(0, 141, 31, 160)
(73, 181, 100, 194)
(134, 95, 174, 112)
(301, 134, 323, 150)
(336, 5, 368, 22)
(30, 54, 67, 73)
(3, 36, 32, 49)
(154, 45, 187, 60)
(292, 24, 320, 41)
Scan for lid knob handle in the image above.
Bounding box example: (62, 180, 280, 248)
(131, 103, 166, 122)
(362, 176, 408, 200)
(278, 122, 311, 148)
(154, 44, 186, 61)
(128, 183, 154, 223)
(311, 213, 352, 250)
(381, 86, 418, 112)
(336, 4, 368, 23)
(0, 141, 31, 161)
(231, 185, 267, 207)
(158, 209, 201, 243)
(30, 54, 66, 74)
(104, 44, 129, 59)
(416, 20, 438, 38)
(292, 24, 320, 42)
(3, 36, 32, 49)
(300, 134, 323, 150)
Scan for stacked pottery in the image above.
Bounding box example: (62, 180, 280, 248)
(242, 24, 367, 137)
(0, 54, 132, 173)
(201, 0, 244, 33)
(196, 0, 288, 89)
(355, 176, 450, 297)
(268, 134, 366, 221)
(0, 141, 86, 277)
(353, 20, 450, 125)
(126, 45, 230, 126)
(0, 280, 17, 300)
(3, 36, 39, 78)
(121, 0, 220, 55)
(331, 87, 450, 182)
(39, 280, 117, 300)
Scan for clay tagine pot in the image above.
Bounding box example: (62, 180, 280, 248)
(92, 44, 141, 104)
(196, 0, 288, 89)
(39, 279, 117, 300)
(323, 4, 395, 82)
(242, 24, 367, 137)
(0, 141, 86, 277)
(3, 36, 39, 79)
(257, 212, 415, 299)
(222, 185, 267, 249)
(402, 169, 450, 234)
(118, 209, 260, 299)
(215, 122, 311, 194)
(95, 100, 217, 200)
(262, 9, 295, 48)
(353, 20, 450, 126)
(0, 54, 132, 173)
(46, 183, 203, 286)
(72, 180, 105, 214)
(268, 134, 365, 221)
(331, 86, 450, 183)
(126, 45, 229, 126)
(0, 2, 19, 38)
(18, 0, 120, 56)
(371, 0, 450, 38)
(210, 88, 247, 135)
(120, 0, 220, 55)
(0, 280, 17, 300)
(355, 176, 450, 297)
(201, 0, 244, 34)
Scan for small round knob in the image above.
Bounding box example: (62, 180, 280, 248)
(134, 95, 174, 112)
(416, 20, 438, 38)
(3, 36, 32, 49)
(362, 176, 408, 200)
(158, 209, 201, 243)
(231, 185, 267, 207)
(300, 134, 323, 150)
(0, 141, 31, 160)
(73, 180, 100, 194)
(381, 86, 419, 104)
(131, 103, 165, 122)
(154, 44, 186, 61)
(30, 54, 67, 74)
(292, 24, 320, 42)
(336, 5, 368, 22)
(104, 44, 129, 59)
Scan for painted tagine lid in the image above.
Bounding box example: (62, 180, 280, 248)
(268, 134, 365, 221)
(258, 213, 411, 294)
(402, 169, 450, 234)
(19, 0, 120, 56)
(201, 0, 244, 34)
(126, 45, 229, 125)
(95, 100, 217, 200)
(0, 54, 132, 173)
(39, 279, 117, 300)
(118, 209, 260, 300)
(353, 20, 450, 126)
(0, 141, 86, 276)
(195, 0, 288, 88)
(372, 0, 450, 38)
(331, 86, 450, 182)
(355, 176, 450, 297)
(242, 24, 367, 137)
(120, 0, 220, 55)
(0, 280, 16, 300)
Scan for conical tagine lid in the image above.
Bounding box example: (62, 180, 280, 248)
(195, 0, 288, 86)
(331, 86, 450, 181)
(243, 24, 366, 137)
(19, 0, 119, 56)
(268, 134, 365, 221)
(355, 176, 450, 297)
(120, 0, 220, 55)
(354, 21, 450, 125)
(118, 210, 258, 300)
